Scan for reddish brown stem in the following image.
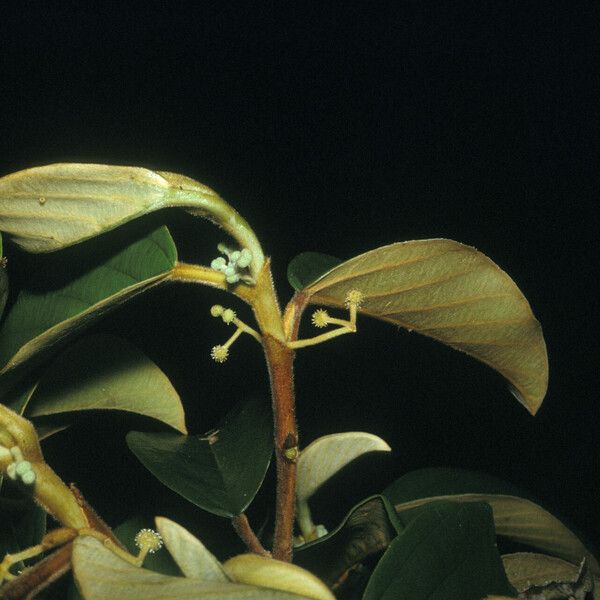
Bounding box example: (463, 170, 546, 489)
(262, 334, 297, 561)
(231, 513, 270, 557)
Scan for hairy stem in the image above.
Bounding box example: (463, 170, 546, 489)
(251, 260, 298, 562)
(231, 514, 270, 557)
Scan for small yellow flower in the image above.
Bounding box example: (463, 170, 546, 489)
(222, 308, 236, 324)
(344, 289, 364, 308)
(210, 304, 224, 317)
(134, 529, 163, 554)
(311, 309, 330, 328)
(211, 345, 229, 363)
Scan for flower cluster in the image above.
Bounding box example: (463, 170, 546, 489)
(210, 243, 253, 284)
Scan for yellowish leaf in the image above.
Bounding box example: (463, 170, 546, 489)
(223, 554, 335, 600)
(297, 432, 391, 503)
(303, 239, 548, 414)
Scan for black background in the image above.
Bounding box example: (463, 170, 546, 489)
(1, 3, 599, 557)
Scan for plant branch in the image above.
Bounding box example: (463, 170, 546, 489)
(251, 260, 298, 562)
(231, 514, 270, 557)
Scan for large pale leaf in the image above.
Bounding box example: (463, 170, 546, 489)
(502, 553, 600, 599)
(300, 240, 548, 413)
(127, 400, 272, 518)
(363, 501, 514, 600)
(72, 536, 309, 599)
(155, 516, 228, 581)
(297, 432, 391, 503)
(383, 468, 599, 574)
(0, 225, 176, 376)
(223, 554, 335, 600)
(23, 334, 186, 433)
(0, 163, 263, 275)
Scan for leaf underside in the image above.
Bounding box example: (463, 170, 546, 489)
(301, 240, 548, 413)
(72, 536, 308, 600)
(296, 432, 391, 502)
(383, 468, 600, 574)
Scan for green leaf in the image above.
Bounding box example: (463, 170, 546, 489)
(294, 495, 400, 587)
(383, 468, 600, 575)
(155, 516, 228, 581)
(126, 400, 273, 518)
(0, 163, 263, 276)
(300, 240, 548, 414)
(71, 536, 310, 599)
(23, 334, 186, 433)
(362, 501, 514, 600)
(287, 252, 342, 291)
(501, 553, 600, 599)
(0, 225, 177, 376)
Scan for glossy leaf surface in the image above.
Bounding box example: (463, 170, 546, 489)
(363, 501, 514, 600)
(287, 252, 342, 291)
(0, 225, 176, 375)
(127, 400, 272, 518)
(24, 334, 186, 433)
(301, 240, 548, 413)
(384, 468, 600, 574)
(72, 536, 309, 599)
(297, 432, 391, 503)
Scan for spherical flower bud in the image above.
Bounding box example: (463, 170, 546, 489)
(230, 250, 241, 262)
(311, 309, 330, 328)
(226, 273, 240, 284)
(211, 345, 229, 363)
(210, 257, 227, 271)
(211, 305, 224, 317)
(344, 289, 364, 308)
(222, 308, 236, 324)
(237, 249, 252, 268)
(15, 460, 32, 476)
(21, 470, 36, 486)
(134, 529, 163, 554)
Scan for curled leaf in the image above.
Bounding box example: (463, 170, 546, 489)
(0, 163, 263, 276)
(300, 239, 548, 413)
(297, 432, 391, 504)
(223, 554, 335, 600)
(155, 517, 228, 581)
(72, 536, 308, 599)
